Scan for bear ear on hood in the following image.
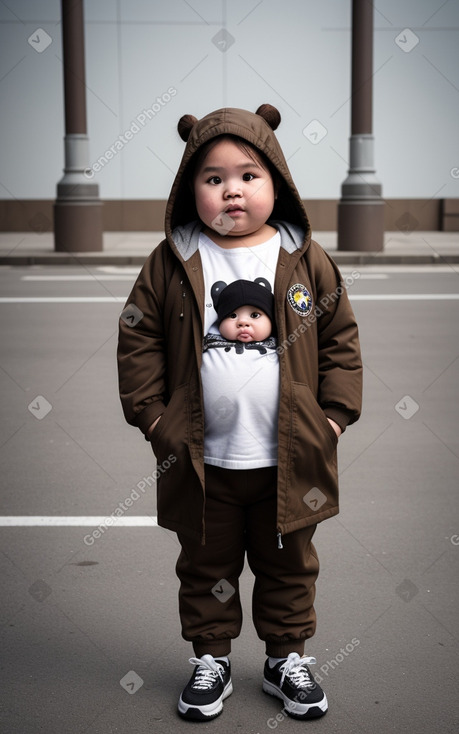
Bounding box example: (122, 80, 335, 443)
(255, 104, 281, 131)
(177, 114, 198, 141)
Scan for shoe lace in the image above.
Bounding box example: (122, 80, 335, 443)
(188, 656, 224, 691)
(279, 653, 317, 689)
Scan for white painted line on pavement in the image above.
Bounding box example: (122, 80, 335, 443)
(0, 516, 157, 526)
(98, 266, 140, 274)
(0, 297, 126, 303)
(22, 275, 136, 281)
(341, 265, 459, 274)
(349, 294, 459, 300)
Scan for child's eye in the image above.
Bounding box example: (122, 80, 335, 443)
(251, 312, 261, 319)
(207, 176, 222, 185)
(242, 173, 255, 181)
(229, 313, 238, 319)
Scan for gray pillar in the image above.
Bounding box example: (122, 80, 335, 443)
(54, 0, 102, 252)
(338, 0, 384, 251)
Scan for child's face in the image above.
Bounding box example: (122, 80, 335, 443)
(219, 305, 272, 343)
(193, 138, 276, 239)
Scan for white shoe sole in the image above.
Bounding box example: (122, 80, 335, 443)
(178, 679, 233, 720)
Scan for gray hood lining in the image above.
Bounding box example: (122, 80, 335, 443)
(171, 220, 305, 262)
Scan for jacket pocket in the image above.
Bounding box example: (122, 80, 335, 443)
(150, 383, 204, 537)
(150, 383, 189, 468)
(284, 381, 339, 523)
(291, 381, 338, 456)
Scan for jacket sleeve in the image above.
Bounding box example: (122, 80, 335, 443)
(311, 242, 363, 431)
(117, 244, 168, 437)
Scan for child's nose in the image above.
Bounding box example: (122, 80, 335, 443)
(224, 180, 242, 198)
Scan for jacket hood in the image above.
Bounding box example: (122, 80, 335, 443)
(165, 105, 311, 245)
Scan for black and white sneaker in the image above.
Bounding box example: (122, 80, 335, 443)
(178, 654, 233, 721)
(263, 653, 328, 719)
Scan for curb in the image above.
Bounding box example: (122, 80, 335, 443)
(0, 254, 150, 266)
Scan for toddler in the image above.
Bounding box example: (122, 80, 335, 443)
(117, 104, 362, 722)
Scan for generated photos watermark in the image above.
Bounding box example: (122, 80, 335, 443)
(302, 119, 328, 145)
(211, 578, 236, 603)
(394, 395, 420, 420)
(269, 269, 361, 360)
(266, 638, 360, 729)
(120, 670, 144, 694)
(84, 87, 177, 179)
(28, 28, 53, 53)
(395, 28, 420, 53)
(211, 212, 236, 235)
(83, 454, 176, 546)
(28, 395, 53, 420)
(395, 578, 419, 602)
(303, 487, 328, 512)
(120, 303, 144, 327)
(29, 579, 52, 602)
(211, 28, 235, 52)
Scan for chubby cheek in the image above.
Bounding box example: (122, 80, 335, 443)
(219, 321, 236, 340)
(251, 188, 275, 219)
(254, 316, 272, 340)
(194, 187, 220, 224)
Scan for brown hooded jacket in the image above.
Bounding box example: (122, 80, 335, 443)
(117, 106, 363, 544)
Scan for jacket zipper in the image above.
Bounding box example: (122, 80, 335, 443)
(179, 280, 186, 319)
(277, 531, 283, 549)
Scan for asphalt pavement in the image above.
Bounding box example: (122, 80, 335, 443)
(0, 261, 458, 734)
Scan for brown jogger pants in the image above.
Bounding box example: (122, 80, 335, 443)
(176, 464, 319, 658)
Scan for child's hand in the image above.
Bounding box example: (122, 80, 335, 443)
(327, 418, 342, 438)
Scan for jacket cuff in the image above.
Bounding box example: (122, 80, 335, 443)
(135, 402, 166, 438)
(323, 407, 352, 434)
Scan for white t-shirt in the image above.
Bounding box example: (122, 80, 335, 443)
(199, 231, 281, 469)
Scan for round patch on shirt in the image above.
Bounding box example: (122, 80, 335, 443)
(287, 283, 313, 316)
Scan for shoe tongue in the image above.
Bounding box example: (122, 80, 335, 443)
(194, 655, 223, 678)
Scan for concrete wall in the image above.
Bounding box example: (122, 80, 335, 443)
(1, 0, 458, 229)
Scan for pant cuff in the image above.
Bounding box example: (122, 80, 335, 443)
(193, 639, 232, 657)
(265, 640, 305, 657)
